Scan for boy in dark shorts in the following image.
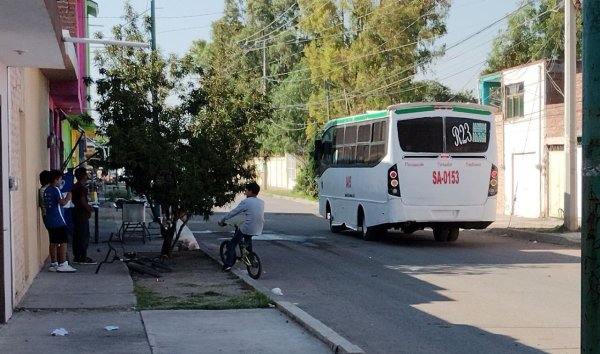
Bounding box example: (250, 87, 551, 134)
(43, 170, 76, 273)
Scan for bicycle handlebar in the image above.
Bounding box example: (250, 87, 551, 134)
(220, 221, 238, 228)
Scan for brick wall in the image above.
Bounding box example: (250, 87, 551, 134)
(545, 73, 583, 140)
(57, 0, 77, 36)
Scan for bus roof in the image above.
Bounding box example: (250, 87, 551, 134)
(323, 110, 388, 131)
(388, 102, 497, 116)
(321, 102, 497, 132)
(323, 102, 497, 131)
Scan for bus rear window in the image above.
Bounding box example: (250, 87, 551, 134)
(445, 117, 490, 153)
(397, 116, 490, 153)
(397, 117, 443, 152)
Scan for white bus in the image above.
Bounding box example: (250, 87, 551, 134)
(313, 102, 498, 242)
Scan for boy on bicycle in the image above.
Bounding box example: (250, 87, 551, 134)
(218, 182, 264, 271)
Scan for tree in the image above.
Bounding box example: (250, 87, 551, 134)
(94, 3, 269, 257)
(295, 0, 450, 136)
(483, 0, 582, 74)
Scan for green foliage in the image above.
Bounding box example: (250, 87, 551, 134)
(261, 62, 315, 156)
(484, 0, 582, 74)
(294, 161, 318, 198)
(298, 0, 450, 135)
(95, 3, 270, 255)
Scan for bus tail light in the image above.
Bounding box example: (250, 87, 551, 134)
(388, 165, 401, 197)
(488, 164, 498, 197)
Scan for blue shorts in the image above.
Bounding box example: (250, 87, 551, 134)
(48, 226, 68, 244)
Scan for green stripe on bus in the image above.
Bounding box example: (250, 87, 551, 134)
(452, 106, 492, 115)
(323, 110, 387, 131)
(394, 106, 434, 115)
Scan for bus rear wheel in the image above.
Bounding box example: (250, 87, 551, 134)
(433, 227, 460, 242)
(358, 211, 378, 241)
(447, 227, 460, 242)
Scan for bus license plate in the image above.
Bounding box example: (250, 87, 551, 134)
(432, 170, 460, 184)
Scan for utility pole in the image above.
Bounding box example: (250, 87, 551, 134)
(150, 0, 156, 51)
(325, 80, 331, 120)
(582, 0, 600, 351)
(262, 39, 267, 95)
(564, 0, 578, 231)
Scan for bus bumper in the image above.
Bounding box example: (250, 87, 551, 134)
(386, 198, 496, 229)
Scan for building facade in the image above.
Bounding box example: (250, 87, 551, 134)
(480, 59, 582, 220)
(0, 0, 96, 323)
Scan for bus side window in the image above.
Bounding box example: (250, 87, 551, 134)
(369, 121, 387, 163)
(321, 127, 335, 167)
(356, 124, 371, 164)
(334, 126, 345, 165)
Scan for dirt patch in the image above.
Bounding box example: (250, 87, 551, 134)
(130, 251, 271, 310)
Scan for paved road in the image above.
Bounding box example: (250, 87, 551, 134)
(190, 195, 580, 354)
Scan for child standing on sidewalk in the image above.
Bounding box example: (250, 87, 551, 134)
(43, 170, 77, 273)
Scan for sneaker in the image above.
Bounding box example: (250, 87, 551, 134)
(79, 257, 97, 265)
(56, 262, 77, 273)
(222, 265, 232, 272)
(48, 264, 58, 272)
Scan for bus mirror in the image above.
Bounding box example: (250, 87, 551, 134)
(314, 140, 323, 161)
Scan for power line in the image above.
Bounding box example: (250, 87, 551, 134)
(237, 2, 299, 44)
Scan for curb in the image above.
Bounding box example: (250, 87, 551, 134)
(262, 192, 319, 206)
(197, 241, 365, 354)
(275, 301, 365, 354)
(485, 228, 580, 247)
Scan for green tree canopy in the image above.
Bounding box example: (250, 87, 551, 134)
(94, 2, 270, 256)
(484, 0, 582, 74)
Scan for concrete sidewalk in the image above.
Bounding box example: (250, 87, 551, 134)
(486, 214, 581, 247)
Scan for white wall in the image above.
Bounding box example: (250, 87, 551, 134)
(255, 154, 298, 191)
(502, 63, 545, 217)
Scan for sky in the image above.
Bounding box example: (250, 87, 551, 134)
(90, 0, 521, 97)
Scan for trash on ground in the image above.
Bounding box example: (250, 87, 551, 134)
(51, 328, 69, 336)
(175, 219, 199, 251)
(271, 287, 283, 296)
(104, 325, 119, 331)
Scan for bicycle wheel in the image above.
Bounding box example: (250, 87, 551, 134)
(127, 261, 162, 278)
(219, 240, 231, 264)
(245, 251, 262, 279)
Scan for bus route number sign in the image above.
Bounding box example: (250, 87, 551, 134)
(432, 170, 460, 184)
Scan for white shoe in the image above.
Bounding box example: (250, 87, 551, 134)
(56, 262, 77, 273)
(48, 264, 58, 272)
